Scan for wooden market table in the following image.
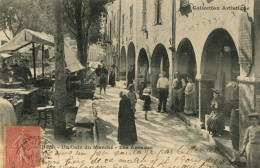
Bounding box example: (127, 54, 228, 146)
(12, 99, 24, 124)
(0, 87, 39, 115)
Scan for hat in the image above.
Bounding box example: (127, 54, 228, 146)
(143, 88, 151, 95)
(175, 72, 181, 75)
(248, 113, 260, 118)
(128, 84, 135, 89)
(159, 71, 166, 76)
(212, 88, 220, 94)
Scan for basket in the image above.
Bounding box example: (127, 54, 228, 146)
(74, 90, 94, 99)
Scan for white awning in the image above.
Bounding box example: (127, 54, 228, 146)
(0, 29, 85, 72)
(0, 53, 12, 58)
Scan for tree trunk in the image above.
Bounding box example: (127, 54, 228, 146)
(53, 0, 66, 142)
(75, 0, 86, 81)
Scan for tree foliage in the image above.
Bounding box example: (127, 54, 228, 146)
(63, 0, 113, 80)
(0, 0, 55, 39)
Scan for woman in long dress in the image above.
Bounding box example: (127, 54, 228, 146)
(109, 65, 116, 87)
(184, 77, 196, 114)
(241, 113, 260, 168)
(118, 94, 137, 145)
(206, 89, 225, 137)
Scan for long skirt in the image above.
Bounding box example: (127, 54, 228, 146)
(246, 143, 260, 168)
(206, 112, 225, 134)
(184, 93, 196, 114)
(118, 118, 137, 145)
(109, 74, 115, 87)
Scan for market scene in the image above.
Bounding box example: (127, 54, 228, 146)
(0, 0, 260, 168)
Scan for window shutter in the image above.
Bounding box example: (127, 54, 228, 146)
(142, 0, 147, 28)
(181, 0, 189, 8)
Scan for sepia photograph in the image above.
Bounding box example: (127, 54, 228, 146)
(0, 0, 259, 167)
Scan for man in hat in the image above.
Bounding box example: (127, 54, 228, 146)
(156, 71, 169, 112)
(171, 72, 186, 112)
(17, 59, 32, 83)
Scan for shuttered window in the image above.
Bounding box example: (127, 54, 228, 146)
(142, 0, 147, 29)
(154, 0, 161, 25)
(130, 5, 133, 37)
(122, 14, 125, 42)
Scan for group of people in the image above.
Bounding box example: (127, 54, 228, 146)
(0, 59, 32, 84)
(95, 63, 117, 95)
(155, 71, 196, 114)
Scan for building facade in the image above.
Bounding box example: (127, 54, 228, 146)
(104, 0, 260, 151)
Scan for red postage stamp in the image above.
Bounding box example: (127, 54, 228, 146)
(5, 126, 41, 168)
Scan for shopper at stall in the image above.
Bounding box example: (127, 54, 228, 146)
(241, 113, 260, 168)
(0, 92, 17, 141)
(156, 71, 169, 112)
(118, 92, 137, 145)
(20, 59, 32, 82)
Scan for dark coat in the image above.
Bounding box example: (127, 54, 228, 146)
(143, 95, 151, 111)
(206, 97, 225, 134)
(118, 95, 137, 145)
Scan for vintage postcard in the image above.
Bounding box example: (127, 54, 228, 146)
(0, 0, 259, 167)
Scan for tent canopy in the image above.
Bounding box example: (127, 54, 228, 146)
(0, 53, 12, 59)
(0, 29, 84, 72)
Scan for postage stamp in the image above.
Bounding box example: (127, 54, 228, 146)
(5, 126, 41, 168)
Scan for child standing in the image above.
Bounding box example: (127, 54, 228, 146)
(128, 84, 137, 119)
(241, 113, 260, 168)
(143, 88, 151, 120)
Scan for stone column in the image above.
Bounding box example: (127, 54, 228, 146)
(197, 74, 215, 128)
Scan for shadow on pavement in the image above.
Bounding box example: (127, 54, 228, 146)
(96, 118, 117, 146)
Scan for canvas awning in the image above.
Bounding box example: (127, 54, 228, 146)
(0, 29, 54, 52)
(0, 29, 84, 73)
(0, 53, 12, 59)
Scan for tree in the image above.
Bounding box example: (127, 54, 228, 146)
(53, 0, 66, 141)
(0, 0, 55, 39)
(63, 0, 112, 80)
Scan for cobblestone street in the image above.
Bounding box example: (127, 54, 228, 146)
(94, 82, 233, 168)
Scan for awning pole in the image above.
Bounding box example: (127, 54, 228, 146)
(32, 43, 36, 83)
(42, 44, 44, 77)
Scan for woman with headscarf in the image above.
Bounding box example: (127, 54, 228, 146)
(118, 92, 137, 145)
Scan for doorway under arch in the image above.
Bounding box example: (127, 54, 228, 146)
(137, 48, 149, 91)
(176, 38, 198, 114)
(120, 46, 127, 80)
(151, 43, 169, 97)
(201, 28, 240, 132)
(176, 38, 197, 81)
(127, 42, 136, 85)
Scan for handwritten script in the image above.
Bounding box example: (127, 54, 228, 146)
(40, 143, 231, 168)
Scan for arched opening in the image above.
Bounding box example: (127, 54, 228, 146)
(151, 44, 169, 97)
(137, 48, 149, 91)
(176, 38, 198, 115)
(201, 28, 240, 132)
(176, 38, 197, 81)
(127, 42, 136, 86)
(120, 47, 126, 80)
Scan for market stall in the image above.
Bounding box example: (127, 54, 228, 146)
(0, 29, 85, 118)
